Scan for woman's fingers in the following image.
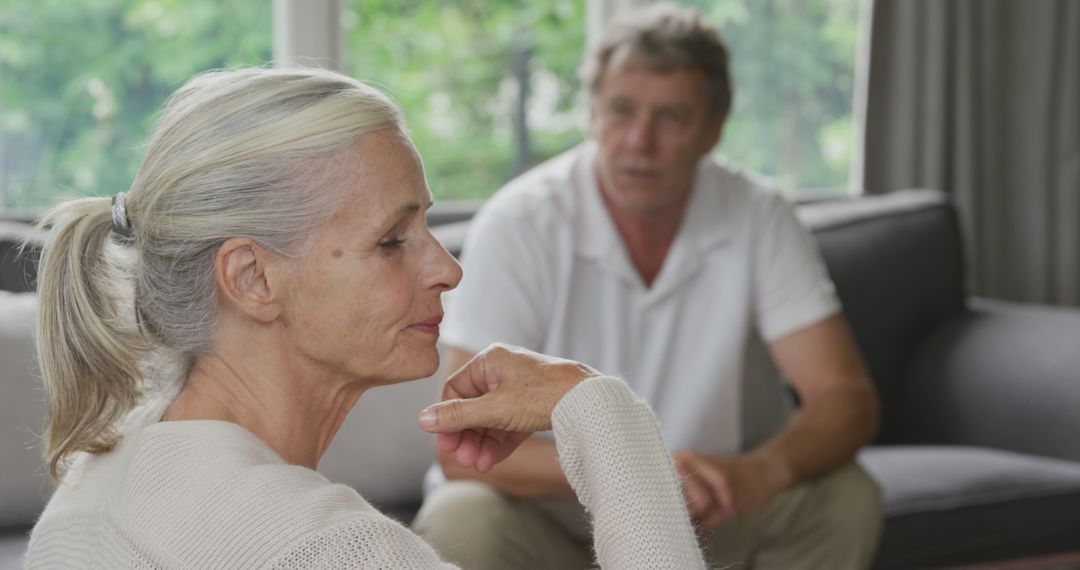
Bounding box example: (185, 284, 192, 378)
(474, 430, 526, 472)
(440, 348, 498, 401)
(423, 344, 585, 434)
(422, 390, 543, 434)
(455, 429, 483, 468)
(435, 426, 524, 472)
(420, 394, 501, 433)
(420, 343, 602, 472)
(435, 431, 463, 453)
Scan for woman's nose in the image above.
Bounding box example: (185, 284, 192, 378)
(425, 239, 463, 292)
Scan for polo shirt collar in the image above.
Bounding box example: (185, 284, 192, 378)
(572, 142, 621, 259)
(573, 142, 736, 286)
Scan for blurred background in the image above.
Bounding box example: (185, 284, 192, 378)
(0, 0, 859, 210)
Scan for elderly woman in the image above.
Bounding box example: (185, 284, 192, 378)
(25, 67, 706, 568)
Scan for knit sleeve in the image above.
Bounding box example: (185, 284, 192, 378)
(267, 515, 459, 569)
(552, 376, 706, 569)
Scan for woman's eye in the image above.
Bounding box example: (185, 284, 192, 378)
(378, 237, 406, 249)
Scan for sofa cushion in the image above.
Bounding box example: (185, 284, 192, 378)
(861, 445, 1080, 569)
(0, 291, 52, 529)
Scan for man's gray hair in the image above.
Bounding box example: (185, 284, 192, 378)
(580, 2, 733, 119)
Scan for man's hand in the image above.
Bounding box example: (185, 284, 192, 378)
(675, 452, 734, 529)
(674, 451, 793, 531)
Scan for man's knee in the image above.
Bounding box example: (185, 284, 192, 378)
(413, 480, 518, 547)
(415, 480, 551, 570)
(414, 481, 593, 570)
(827, 463, 882, 530)
(759, 463, 883, 570)
(808, 462, 884, 550)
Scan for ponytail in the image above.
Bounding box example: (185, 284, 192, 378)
(35, 197, 148, 481)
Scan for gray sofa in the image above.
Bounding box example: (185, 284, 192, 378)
(2, 189, 1079, 569)
(803, 191, 1080, 568)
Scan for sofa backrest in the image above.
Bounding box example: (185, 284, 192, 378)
(0, 222, 41, 293)
(799, 189, 967, 443)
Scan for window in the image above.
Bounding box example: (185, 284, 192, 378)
(344, 0, 585, 201)
(0, 0, 270, 212)
(348, 0, 858, 200)
(0, 0, 861, 211)
(680, 0, 860, 196)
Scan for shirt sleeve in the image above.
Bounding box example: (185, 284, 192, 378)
(753, 192, 841, 342)
(552, 376, 706, 570)
(441, 196, 556, 354)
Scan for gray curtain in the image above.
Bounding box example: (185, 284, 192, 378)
(860, 0, 1080, 306)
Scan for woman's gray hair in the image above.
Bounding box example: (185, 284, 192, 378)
(580, 2, 733, 119)
(34, 67, 403, 480)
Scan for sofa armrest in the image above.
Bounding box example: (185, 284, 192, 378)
(0, 291, 51, 528)
(0, 221, 43, 293)
(900, 298, 1080, 462)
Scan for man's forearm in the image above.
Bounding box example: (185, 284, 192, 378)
(755, 315, 881, 492)
(750, 381, 879, 491)
(439, 435, 575, 499)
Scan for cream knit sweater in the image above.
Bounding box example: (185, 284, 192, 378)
(27, 376, 704, 569)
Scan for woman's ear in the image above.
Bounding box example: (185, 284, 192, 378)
(214, 237, 285, 323)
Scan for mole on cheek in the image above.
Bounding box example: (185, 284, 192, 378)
(331, 249, 344, 259)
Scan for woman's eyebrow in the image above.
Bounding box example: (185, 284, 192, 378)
(375, 195, 434, 232)
(394, 202, 423, 218)
(374, 202, 422, 231)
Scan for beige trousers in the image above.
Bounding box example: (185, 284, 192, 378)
(413, 462, 883, 570)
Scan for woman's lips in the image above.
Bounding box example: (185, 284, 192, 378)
(410, 314, 443, 336)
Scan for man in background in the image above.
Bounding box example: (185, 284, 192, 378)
(415, 3, 882, 568)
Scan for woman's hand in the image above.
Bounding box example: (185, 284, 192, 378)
(418, 343, 601, 472)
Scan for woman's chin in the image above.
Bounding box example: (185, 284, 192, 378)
(392, 349, 441, 384)
(350, 346, 441, 387)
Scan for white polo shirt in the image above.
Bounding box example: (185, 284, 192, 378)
(442, 142, 840, 455)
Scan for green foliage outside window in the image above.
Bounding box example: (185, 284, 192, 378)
(0, 0, 270, 211)
(346, 0, 858, 200)
(345, 0, 586, 201)
(683, 0, 859, 193)
(0, 0, 857, 211)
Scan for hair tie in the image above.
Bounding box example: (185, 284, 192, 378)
(110, 192, 133, 237)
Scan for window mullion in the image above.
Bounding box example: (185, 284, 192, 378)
(273, 0, 344, 71)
